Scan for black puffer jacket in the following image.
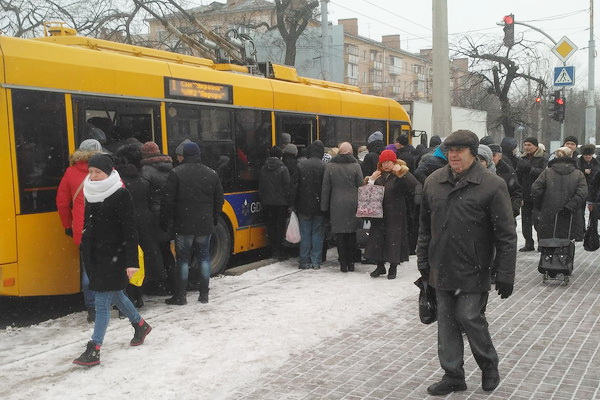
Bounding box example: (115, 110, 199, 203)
(361, 140, 385, 177)
(161, 155, 224, 236)
(295, 144, 325, 216)
(259, 156, 290, 206)
(140, 155, 173, 213)
(495, 158, 523, 217)
(82, 188, 138, 292)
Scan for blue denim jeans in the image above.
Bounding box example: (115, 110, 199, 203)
(80, 248, 95, 309)
(298, 214, 325, 267)
(175, 234, 211, 296)
(91, 290, 141, 345)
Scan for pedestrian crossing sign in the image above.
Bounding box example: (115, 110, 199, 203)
(554, 66, 574, 87)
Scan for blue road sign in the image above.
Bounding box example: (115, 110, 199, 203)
(554, 66, 575, 86)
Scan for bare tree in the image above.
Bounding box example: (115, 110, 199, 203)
(274, 0, 318, 66)
(453, 35, 548, 137)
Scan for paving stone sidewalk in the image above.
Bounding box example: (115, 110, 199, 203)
(228, 241, 600, 399)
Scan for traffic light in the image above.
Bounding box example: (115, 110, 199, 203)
(549, 91, 566, 122)
(503, 14, 515, 48)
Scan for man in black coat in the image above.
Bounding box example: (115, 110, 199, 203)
(418, 130, 516, 396)
(516, 137, 549, 251)
(395, 134, 417, 172)
(361, 130, 385, 177)
(161, 142, 224, 305)
(295, 143, 326, 269)
(500, 136, 519, 169)
(489, 144, 522, 218)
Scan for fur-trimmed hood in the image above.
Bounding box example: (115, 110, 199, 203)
(377, 158, 410, 178)
(70, 149, 100, 165)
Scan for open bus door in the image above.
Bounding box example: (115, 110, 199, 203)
(276, 114, 316, 154)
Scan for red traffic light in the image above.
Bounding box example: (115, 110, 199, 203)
(503, 15, 514, 24)
(535, 97, 541, 103)
(556, 97, 564, 105)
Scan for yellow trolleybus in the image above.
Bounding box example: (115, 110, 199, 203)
(0, 25, 411, 296)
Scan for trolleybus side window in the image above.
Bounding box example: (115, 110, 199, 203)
(234, 109, 271, 190)
(13, 89, 68, 214)
(72, 96, 161, 154)
(166, 104, 235, 188)
(275, 114, 316, 153)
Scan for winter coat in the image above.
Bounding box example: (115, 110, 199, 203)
(282, 154, 299, 204)
(417, 161, 517, 292)
(56, 157, 90, 246)
(396, 144, 417, 171)
(501, 136, 519, 169)
(259, 157, 290, 206)
(295, 145, 325, 217)
(361, 140, 385, 177)
(495, 158, 523, 217)
(364, 160, 418, 264)
(578, 156, 600, 202)
(82, 188, 138, 291)
(118, 164, 155, 230)
(531, 158, 588, 240)
(321, 153, 364, 233)
(516, 147, 550, 202)
(140, 154, 173, 241)
(414, 146, 448, 184)
(161, 155, 225, 236)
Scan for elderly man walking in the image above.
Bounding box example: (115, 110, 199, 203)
(417, 130, 517, 396)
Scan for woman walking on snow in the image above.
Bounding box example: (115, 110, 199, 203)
(73, 154, 151, 367)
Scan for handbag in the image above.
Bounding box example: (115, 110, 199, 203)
(583, 221, 599, 251)
(356, 184, 385, 218)
(129, 246, 145, 287)
(285, 211, 301, 244)
(414, 277, 437, 324)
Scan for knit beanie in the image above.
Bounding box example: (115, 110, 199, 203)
(443, 130, 479, 156)
(396, 135, 409, 146)
(524, 137, 539, 147)
(141, 141, 160, 158)
(79, 139, 102, 152)
(563, 135, 578, 146)
(429, 135, 442, 147)
(378, 149, 397, 164)
(283, 144, 298, 157)
(182, 142, 200, 157)
(175, 139, 191, 156)
(281, 132, 291, 146)
(88, 153, 114, 176)
(368, 131, 383, 143)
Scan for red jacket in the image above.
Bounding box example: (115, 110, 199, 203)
(56, 161, 89, 245)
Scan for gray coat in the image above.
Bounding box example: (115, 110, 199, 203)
(321, 154, 363, 233)
(417, 161, 517, 292)
(531, 158, 588, 240)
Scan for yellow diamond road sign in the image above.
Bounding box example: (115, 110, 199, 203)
(552, 36, 578, 63)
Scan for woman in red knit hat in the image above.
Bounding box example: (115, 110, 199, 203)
(364, 150, 418, 279)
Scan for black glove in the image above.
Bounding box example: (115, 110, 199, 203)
(65, 228, 73, 237)
(495, 281, 513, 299)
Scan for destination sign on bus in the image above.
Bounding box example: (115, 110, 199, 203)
(165, 77, 233, 104)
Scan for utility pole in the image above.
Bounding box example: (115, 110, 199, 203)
(586, 0, 596, 144)
(320, 0, 331, 81)
(432, 0, 452, 138)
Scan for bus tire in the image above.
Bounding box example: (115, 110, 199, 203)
(210, 215, 232, 276)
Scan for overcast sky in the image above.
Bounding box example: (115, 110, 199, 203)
(327, 0, 596, 91)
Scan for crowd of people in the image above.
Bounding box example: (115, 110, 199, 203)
(56, 129, 599, 396)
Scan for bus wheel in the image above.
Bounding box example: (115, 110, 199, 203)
(210, 215, 232, 276)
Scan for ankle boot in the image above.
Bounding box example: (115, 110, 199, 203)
(370, 263, 386, 277)
(130, 319, 152, 346)
(73, 341, 101, 367)
(387, 264, 397, 280)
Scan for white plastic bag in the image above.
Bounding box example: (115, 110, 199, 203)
(285, 211, 301, 244)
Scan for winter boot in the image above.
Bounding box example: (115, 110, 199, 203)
(370, 263, 387, 278)
(73, 341, 101, 367)
(198, 290, 209, 304)
(340, 263, 348, 273)
(347, 263, 355, 272)
(86, 308, 95, 323)
(130, 319, 152, 346)
(165, 295, 187, 305)
(387, 264, 397, 280)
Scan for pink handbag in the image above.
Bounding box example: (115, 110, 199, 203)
(356, 184, 385, 218)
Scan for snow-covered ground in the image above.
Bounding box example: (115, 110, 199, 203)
(0, 248, 420, 400)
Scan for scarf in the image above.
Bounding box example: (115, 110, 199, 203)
(84, 170, 123, 203)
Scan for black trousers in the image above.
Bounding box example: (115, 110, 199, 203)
(335, 232, 357, 267)
(436, 289, 499, 382)
(264, 205, 288, 257)
(521, 201, 535, 245)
